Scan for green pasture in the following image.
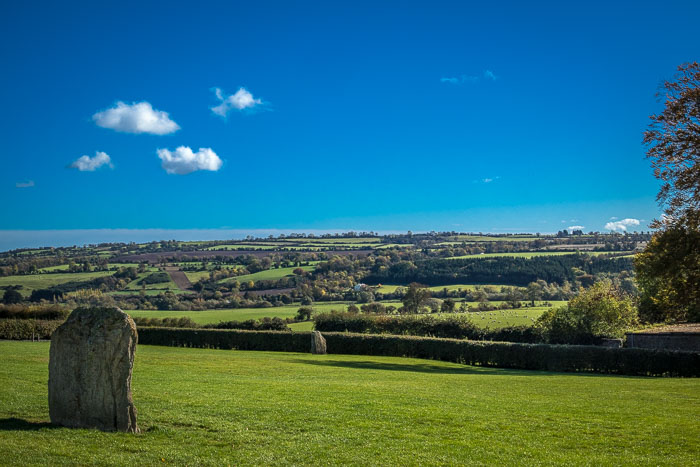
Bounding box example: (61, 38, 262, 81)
(453, 235, 537, 242)
(223, 265, 316, 284)
(375, 283, 521, 294)
(122, 273, 180, 292)
(0, 271, 114, 297)
(447, 251, 630, 260)
(125, 302, 351, 324)
(1, 341, 697, 465)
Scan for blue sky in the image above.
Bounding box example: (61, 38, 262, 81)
(2, 0, 699, 239)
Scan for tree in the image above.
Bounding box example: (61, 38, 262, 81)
(636, 62, 700, 322)
(2, 288, 22, 304)
(536, 280, 638, 344)
(643, 62, 700, 226)
(401, 283, 431, 314)
(635, 224, 700, 322)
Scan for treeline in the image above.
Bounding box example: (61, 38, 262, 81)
(364, 255, 634, 286)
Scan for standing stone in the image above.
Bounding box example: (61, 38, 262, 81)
(311, 331, 327, 355)
(49, 307, 139, 433)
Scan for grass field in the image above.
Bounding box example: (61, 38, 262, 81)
(125, 302, 352, 324)
(0, 271, 114, 297)
(223, 265, 316, 284)
(447, 251, 630, 260)
(125, 301, 564, 330)
(375, 283, 520, 294)
(1, 341, 697, 465)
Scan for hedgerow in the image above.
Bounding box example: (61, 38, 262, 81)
(137, 328, 700, 377)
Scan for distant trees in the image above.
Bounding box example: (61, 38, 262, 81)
(401, 283, 431, 314)
(2, 288, 22, 304)
(637, 62, 700, 322)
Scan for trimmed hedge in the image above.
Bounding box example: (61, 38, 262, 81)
(138, 327, 700, 377)
(314, 312, 545, 343)
(0, 319, 62, 340)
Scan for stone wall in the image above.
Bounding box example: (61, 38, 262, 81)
(625, 332, 700, 352)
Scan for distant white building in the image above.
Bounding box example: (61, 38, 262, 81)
(353, 283, 367, 292)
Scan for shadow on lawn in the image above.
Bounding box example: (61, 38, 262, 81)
(295, 358, 534, 376)
(0, 418, 57, 431)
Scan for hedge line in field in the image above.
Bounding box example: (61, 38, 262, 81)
(0, 319, 62, 340)
(137, 327, 700, 377)
(313, 312, 545, 343)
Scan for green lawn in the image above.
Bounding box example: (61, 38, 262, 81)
(0, 271, 114, 296)
(1, 341, 697, 465)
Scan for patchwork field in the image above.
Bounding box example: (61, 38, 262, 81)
(125, 301, 562, 331)
(447, 251, 631, 260)
(1, 342, 697, 465)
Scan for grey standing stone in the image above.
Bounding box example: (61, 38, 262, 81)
(49, 307, 139, 433)
(311, 331, 327, 355)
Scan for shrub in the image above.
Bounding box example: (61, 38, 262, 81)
(204, 317, 289, 331)
(0, 319, 62, 340)
(0, 304, 69, 321)
(313, 312, 545, 343)
(138, 272, 171, 285)
(131, 316, 198, 328)
(536, 281, 638, 344)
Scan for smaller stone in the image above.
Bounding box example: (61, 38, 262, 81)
(311, 331, 327, 355)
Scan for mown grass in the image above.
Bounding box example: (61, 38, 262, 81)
(1, 341, 698, 465)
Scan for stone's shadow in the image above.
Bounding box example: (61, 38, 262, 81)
(0, 418, 57, 431)
(295, 358, 532, 376)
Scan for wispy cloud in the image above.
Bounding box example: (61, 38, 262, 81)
(440, 71, 497, 85)
(16, 180, 35, 188)
(211, 87, 264, 117)
(93, 101, 180, 135)
(69, 151, 114, 172)
(568, 225, 585, 231)
(157, 146, 222, 175)
(605, 218, 640, 232)
(473, 176, 500, 184)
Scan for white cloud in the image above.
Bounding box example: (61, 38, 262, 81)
(483, 178, 493, 183)
(16, 180, 35, 188)
(211, 87, 263, 116)
(69, 151, 114, 171)
(568, 225, 585, 231)
(93, 101, 180, 135)
(609, 216, 618, 220)
(440, 74, 479, 84)
(484, 70, 497, 80)
(157, 146, 222, 175)
(605, 218, 640, 232)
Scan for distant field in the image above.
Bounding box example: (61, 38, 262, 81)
(447, 251, 630, 260)
(2, 342, 697, 465)
(223, 265, 316, 284)
(125, 301, 564, 329)
(126, 302, 352, 324)
(453, 235, 537, 242)
(375, 284, 520, 294)
(0, 271, 114, 296)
